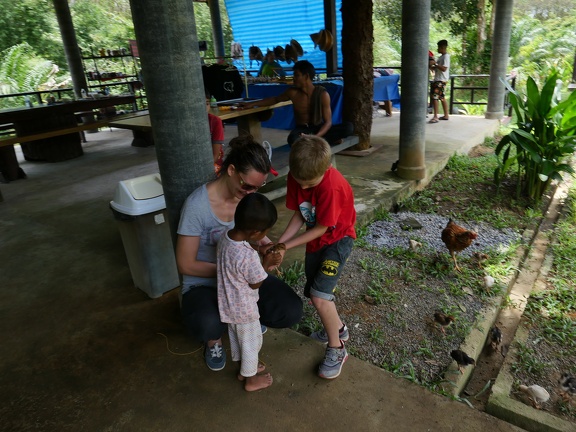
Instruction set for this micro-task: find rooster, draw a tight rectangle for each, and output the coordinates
[441,218,478,272]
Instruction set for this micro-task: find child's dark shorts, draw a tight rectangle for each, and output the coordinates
[303,236,354,301]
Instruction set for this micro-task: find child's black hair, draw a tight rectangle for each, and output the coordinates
[234,193,277,231]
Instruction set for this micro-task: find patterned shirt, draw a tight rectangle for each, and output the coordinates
[217,231,268,324]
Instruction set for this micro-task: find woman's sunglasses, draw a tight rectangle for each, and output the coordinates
[238,172,266,191]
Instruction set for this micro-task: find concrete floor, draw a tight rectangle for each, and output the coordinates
[0,115,527,431]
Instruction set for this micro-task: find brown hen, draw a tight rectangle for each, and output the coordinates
[441,218,478,271]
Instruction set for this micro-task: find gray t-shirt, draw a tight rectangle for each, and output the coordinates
[177,184,234,294]
[434,53,450,82]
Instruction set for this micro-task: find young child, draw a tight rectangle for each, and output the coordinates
[216,193,281,391]
[274,135,356,379]
[205,89,225,173]
[429,40,451,123]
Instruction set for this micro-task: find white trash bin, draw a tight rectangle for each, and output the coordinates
[110,173,180,298]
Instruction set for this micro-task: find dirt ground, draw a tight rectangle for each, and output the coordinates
[293,143,575,424]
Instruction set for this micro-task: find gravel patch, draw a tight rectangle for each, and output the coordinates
[364,212,520,256]
[293,212,521,386]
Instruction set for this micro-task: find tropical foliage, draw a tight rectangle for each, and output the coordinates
[0,0,231,108]
[494,71,576,203]
[0,43,71,109]
[373,0,576,82]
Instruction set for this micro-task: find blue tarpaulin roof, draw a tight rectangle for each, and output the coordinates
[224,0,343,72]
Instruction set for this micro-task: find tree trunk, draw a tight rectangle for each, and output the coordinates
[341,0,373,150]
[476,0,487,73]
[53,0,88,99]
[489,0,496,39]
[460,12,468,74]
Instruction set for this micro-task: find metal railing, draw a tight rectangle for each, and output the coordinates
[449,74,516,115]
[0,80,145,111]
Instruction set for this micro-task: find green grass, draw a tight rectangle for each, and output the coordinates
[510,342,547,378]
[522,185,576,358]
[396,141,533,229]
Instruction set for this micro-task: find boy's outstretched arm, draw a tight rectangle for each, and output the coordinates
[284,224,328,251]
[278,211,305,245]
[278,211,328,251]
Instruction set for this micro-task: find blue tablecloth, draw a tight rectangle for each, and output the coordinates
[242,75,400,130]
[374,74,401,105]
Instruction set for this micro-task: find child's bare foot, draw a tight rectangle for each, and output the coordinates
[244,373,273,391]
[237,362,266,381]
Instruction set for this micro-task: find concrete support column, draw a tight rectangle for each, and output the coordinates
[53,0,88,99]
[324,0,338,76]
[208,0,226,59]
[397,0,429,181]
[485,0,514,119]
[129,0,213,240]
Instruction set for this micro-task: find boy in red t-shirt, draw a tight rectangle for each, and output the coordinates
[273,135,356,379]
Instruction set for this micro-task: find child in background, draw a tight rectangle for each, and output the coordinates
[205,89,225,173]
[216,193,281,391]
[429,40,451,123]
[273,136,356,379]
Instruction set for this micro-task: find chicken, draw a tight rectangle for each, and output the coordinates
[489,326,502,351]
[472,252,489,268]
[266,242,286,255]
[450,349,475,374]
[433,312,454,335]
[409,239,422,251]
[519,384,550,409]
[441,218,478,271]
[483,275,495,291]
[558,372,576,403]
[264,243,286,276]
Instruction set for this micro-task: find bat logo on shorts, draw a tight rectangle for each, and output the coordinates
[321,259,339,277]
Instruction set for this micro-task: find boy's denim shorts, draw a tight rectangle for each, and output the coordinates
[304,236,354,301]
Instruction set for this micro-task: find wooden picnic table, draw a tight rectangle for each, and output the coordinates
[108,100,292,146]
[0,95,135,182]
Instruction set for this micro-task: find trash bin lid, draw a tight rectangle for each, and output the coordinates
[110,173,166,215]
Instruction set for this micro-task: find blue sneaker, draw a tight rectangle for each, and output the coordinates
[318,342,348,379]
[261,324,268,334]
[310,325,349,343]
[204,343,226,371]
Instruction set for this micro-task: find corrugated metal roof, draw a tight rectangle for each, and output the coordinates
[224,0,343,72]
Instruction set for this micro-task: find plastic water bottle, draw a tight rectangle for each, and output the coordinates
[81,89,87,99]
[210,96,218,109]
[24,96,32,108]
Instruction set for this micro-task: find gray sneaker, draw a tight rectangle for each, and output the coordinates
[310,325,349,343]
[318,342,348,379]
[204,343,226,371]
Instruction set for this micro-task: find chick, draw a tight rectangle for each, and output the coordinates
[558,372,576,403]
[450,349,475,374]
[409,239,422,251]
[489,326,502,351]
[483,275,495,291]
[472,252,489,268]
[519,384,550,409]
[434,312,455,335]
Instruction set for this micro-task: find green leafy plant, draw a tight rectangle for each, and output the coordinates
[494,71,576,204]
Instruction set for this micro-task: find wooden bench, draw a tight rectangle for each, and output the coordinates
[0,119,113,148]
[262,135,360,201]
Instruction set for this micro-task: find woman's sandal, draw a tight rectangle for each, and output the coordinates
[428,118,439,124]
[439,117,449,120]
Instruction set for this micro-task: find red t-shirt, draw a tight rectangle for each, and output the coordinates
[208,113,224,144]
[209,113,225,172]
[286,166,356,253]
